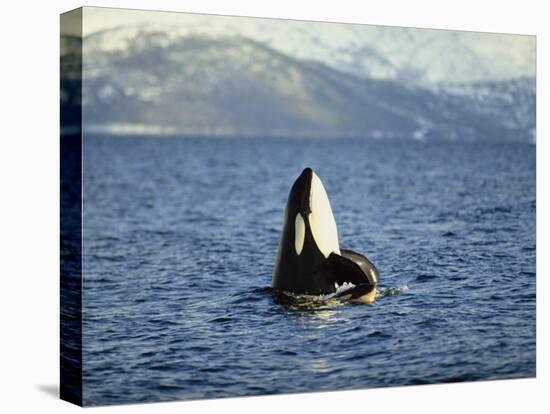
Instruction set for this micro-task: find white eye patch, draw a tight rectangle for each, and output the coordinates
[294,213,305,255]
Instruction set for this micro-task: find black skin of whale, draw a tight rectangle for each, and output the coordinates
[272,168,379,299]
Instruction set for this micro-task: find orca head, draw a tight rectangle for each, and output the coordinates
[286,168,341,259]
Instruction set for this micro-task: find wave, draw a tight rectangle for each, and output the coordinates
[271,283,409,308]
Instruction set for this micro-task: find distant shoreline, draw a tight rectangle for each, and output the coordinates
[59,126,536,144]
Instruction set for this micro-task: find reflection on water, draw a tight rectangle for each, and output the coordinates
[306,359,332,373]
[288,309,344,325]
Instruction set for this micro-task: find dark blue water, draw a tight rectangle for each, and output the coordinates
[82,136,536,406]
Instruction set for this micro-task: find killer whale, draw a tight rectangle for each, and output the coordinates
[272,168,380,303]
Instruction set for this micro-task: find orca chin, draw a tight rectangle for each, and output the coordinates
[272,168,380,303]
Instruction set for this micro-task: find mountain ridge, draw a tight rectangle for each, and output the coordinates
[60,27,535,142]
[83,21,535,85]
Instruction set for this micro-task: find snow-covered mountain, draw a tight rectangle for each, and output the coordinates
[60,13,537,142]
[82,12,535,86]
[436,77,536,141]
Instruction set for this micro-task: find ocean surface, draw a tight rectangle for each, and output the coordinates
[81,136,536,406]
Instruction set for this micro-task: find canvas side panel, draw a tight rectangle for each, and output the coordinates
[60,7,83,407]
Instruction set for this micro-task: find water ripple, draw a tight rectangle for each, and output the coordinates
[79,137,536,406]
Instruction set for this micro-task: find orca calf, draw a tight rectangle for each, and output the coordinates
[272,168,380,304]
